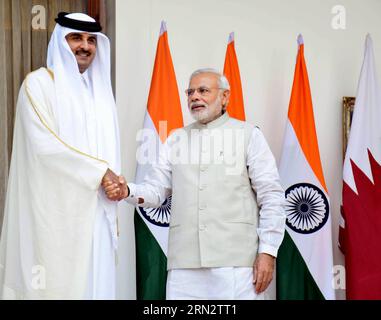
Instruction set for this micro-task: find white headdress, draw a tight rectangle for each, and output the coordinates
[47,13,120,173]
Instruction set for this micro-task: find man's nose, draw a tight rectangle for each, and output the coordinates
[190,94,200,102]
[80,40,89,51]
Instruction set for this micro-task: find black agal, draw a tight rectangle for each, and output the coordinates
[55,12,102,33]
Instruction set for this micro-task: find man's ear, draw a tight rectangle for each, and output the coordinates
[222,90,230,108]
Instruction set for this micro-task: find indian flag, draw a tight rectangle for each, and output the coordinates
[276,35,335,300]
[134,21,183,300]
[223,32,246,121]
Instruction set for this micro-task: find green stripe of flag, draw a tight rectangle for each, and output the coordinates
[134,211,167,300]
[276,231,325,300]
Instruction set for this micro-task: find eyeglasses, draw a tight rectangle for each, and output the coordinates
[185,86,223,97]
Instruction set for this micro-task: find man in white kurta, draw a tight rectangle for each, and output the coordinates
[105,69,286,299]
[0,13,121,300]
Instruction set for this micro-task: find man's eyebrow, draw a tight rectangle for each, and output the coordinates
[68,33,82,37]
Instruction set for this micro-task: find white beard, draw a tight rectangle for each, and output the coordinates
[190,96,222,124]
[191,107,210,122]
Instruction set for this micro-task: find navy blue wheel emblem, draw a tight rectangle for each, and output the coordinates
[285,183,329,234]
[137,195,171,227]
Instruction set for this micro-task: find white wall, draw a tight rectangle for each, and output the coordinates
[115,0,381,300]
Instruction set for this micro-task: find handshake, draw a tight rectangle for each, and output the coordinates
[101,169,129,201]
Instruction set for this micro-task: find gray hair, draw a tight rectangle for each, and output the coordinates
[189,68,230,90]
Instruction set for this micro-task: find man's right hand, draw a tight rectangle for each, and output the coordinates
[101,169,129,201]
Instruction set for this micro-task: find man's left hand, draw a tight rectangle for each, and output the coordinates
[253,253,275,294]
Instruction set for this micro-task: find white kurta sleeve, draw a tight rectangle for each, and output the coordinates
[126,141,172,208]
[247,127,286,258]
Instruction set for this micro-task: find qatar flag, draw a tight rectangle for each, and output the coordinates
[341,34,381,299]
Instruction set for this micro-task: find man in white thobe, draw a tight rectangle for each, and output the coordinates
[0,12,122,300]
[105,69,286,300]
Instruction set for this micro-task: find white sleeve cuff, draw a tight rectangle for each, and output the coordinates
[124,183,139,205]
[258,243,279,258]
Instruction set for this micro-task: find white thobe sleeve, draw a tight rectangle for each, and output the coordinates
[247,127,286,258]
[126,141,172,208]
[24,73,109,189]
